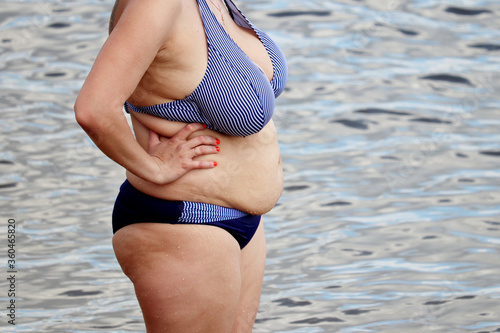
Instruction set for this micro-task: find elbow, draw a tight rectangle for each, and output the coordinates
[74,99,105,145]
[74,93,123,129]
[74,95,107,133]
[74,98,93,130]
[74,101,106,145]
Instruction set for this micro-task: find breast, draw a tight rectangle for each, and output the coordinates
[192,48,276,137]
[125,55,276,137]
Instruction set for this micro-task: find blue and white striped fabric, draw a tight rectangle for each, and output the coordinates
[125,0,288,137]
[180,201,247,223]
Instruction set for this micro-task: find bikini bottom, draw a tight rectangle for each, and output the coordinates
[112,180,261,249]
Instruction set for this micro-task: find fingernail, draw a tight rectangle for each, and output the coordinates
[216,147,220,152]
[216,138,220,145]
[213,161,217,167]
[203,124,207,128]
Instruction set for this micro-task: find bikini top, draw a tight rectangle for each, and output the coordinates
[125,0,288,137]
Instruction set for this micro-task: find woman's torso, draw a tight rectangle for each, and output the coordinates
[111,0,285,215]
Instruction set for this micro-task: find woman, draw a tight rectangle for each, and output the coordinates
[74,0,287,331]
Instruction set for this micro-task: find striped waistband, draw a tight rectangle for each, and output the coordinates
[180,201,247,223]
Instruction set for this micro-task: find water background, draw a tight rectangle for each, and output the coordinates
[1,0,500,332]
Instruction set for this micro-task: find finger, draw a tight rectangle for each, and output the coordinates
[192,145,219,157]
[186,135,220,149]
[173,123,207,141]
[148,129,161,150]
[189,160,218,169]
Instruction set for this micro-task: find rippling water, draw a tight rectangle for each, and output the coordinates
[1,0,499,332]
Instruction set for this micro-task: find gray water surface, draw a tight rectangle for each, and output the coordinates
[1,0,500,332]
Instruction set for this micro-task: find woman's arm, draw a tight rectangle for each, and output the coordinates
[74,0,218,184]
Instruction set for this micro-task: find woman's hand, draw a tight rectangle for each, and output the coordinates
[147,123,220,184]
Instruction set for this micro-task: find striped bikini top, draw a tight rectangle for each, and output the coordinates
[125,0,288,137]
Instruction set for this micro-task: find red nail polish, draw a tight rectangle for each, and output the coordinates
[216,138,220,145]
[216,147,220,152]
[213,161,217,167]
[203,124,207,128]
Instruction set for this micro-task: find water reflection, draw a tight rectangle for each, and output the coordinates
[1,0,499,332]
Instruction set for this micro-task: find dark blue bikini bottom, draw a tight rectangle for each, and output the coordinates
[112,180,261,249]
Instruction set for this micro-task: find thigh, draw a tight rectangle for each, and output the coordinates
[232,217,267,333]
[113,222,242,333]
